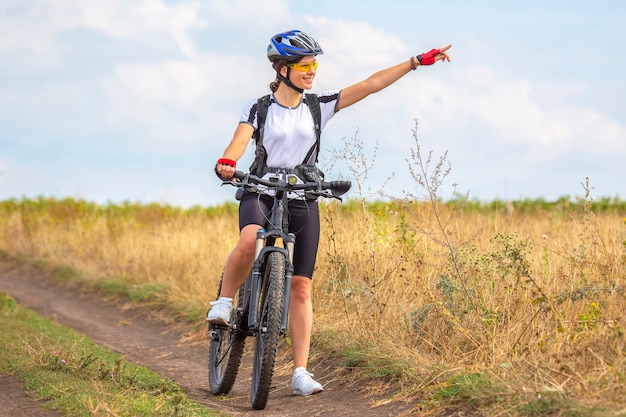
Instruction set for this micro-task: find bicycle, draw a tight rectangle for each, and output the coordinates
[207,167,351,410]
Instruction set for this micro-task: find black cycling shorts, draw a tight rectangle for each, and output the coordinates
[239,192,320,279]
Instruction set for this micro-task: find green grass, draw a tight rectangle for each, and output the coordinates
[0,291,223,417]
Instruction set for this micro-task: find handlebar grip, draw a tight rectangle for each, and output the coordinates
[325,180,352,197]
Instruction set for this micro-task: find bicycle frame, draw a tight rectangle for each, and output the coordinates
[247,183,295,335]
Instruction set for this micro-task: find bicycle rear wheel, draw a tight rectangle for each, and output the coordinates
[250,251,286,410]
[208,275,248,395]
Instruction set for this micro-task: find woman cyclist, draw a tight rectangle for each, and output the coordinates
[208,29,451,396]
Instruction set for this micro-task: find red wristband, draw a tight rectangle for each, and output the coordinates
[217,158,236,168]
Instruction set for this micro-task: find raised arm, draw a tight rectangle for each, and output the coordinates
[336,44,451,111]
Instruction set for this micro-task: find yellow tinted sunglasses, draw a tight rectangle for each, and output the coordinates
[286,60,318,72]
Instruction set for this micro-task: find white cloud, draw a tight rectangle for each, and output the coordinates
[113,61,208,105]
[307,17,411,91]
[394,66,626,155]
[54,0,205,40]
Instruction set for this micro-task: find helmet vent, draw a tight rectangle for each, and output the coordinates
[266,30,323,62]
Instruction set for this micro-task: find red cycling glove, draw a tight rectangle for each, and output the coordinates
[217,158,236,168]
[417,49,440,66]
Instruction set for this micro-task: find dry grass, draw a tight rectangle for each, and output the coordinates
[1,128,625,415]
[316,199,625,408]
[1,194,625,415]
[1,201,240,317]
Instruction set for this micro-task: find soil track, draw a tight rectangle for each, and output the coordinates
[0,259,420,416]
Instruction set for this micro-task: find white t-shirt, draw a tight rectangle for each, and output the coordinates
[239,91,341,169]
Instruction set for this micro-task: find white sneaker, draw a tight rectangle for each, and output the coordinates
[206,300,232,325]
[292,367,323,396]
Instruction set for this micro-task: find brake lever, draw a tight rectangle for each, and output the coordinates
[304,190,342,202]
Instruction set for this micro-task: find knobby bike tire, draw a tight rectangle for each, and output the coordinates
[250,251,286,410]
[208,274,248,394]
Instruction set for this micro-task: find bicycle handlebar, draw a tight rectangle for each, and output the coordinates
[225,171,351,201]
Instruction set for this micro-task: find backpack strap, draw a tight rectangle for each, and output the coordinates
[252,94,272,145]
[249,94,273,176]
[302,93,321,165]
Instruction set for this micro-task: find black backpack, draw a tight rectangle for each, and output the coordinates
[249,93,322,176]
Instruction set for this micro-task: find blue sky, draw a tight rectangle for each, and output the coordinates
[1,0,625,207]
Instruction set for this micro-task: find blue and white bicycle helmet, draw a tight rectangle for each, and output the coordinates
[267,30,323,62]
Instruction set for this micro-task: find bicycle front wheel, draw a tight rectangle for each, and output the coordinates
[250,251,286,410]
[208,277,248,395]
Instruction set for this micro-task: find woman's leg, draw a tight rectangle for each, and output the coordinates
[288,199,320,373]
[218,224,259,297]
[289,274,323,395]
[289,275,313,369]
[217,192,272,298]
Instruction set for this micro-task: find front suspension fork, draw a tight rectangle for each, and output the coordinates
[248,228,295,335]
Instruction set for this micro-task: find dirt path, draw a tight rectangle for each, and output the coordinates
[0,260,416,416]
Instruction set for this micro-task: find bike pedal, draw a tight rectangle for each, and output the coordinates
[208,324,230,333]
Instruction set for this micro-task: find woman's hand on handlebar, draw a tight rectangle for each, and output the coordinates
[214,158,237,181]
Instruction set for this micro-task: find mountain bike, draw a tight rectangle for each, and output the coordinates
[207,167,351,410]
